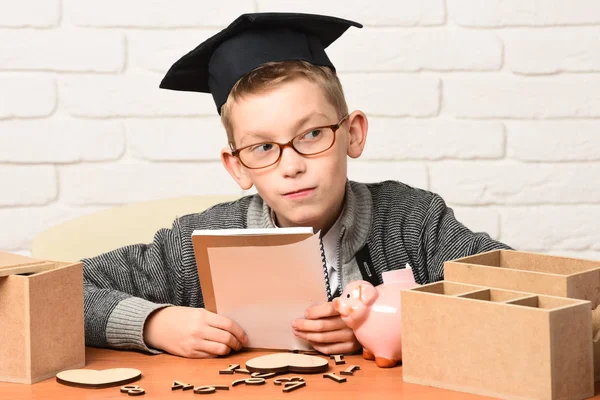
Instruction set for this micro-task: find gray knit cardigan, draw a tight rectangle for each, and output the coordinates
[83,180,511,353]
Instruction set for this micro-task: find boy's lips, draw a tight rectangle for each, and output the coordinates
[283,187,315,198]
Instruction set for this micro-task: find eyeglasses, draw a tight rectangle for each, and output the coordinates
[231,115,349,169]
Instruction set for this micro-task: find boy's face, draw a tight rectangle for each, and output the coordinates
[222,77,367,234]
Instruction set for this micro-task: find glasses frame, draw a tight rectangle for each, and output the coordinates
[231,114,349,170]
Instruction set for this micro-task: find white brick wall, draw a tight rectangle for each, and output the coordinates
[126,118,223,161]
[329,29,502,72]
[59,163,240,205]
[448,0,600,27]
[63,0,254,28]
[445,76,600,118]
[1,1,598,261]
[0,78,56,118]
[0,30,125,72]
[0,0,60,27]
[502,28,600,74]
[128,29,220,74]
[341,74,440,117]
[0,120,124,162]
[256,0,446,26]
[430,162,600,205]
[60,76,215,117]
[0,166,56,206]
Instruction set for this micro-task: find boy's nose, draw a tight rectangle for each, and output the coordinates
[278,146,306,177]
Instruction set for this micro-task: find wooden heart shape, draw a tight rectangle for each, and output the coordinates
[245,353,329,374]
[56,368,142,388]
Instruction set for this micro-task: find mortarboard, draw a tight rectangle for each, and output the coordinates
[159,12,362,114]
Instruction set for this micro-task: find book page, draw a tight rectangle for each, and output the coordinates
[206,233,327,351]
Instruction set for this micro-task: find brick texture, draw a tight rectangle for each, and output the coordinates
[0,1,598,259]
[0,30,124,72]
[0,0,60,27]
[449,0,600,27]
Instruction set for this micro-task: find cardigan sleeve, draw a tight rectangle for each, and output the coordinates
[82,218,188,353]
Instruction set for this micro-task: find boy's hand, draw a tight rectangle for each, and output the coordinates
[292,301,361,355]
[143,306,247,358]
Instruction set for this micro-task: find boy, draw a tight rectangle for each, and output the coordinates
[83,13,510,358]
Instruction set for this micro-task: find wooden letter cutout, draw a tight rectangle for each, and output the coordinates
[274,376,305,386]
[231,377,266,387]
[323,373,347,383]
[235,368,251,374]
[340,365,361,376]
[193,385,229,394]
[172,380,193,390]
[120,385,145,396]
[193,386,215,394]
[245,378,266,385]
[330,354,345,365]
[283,381,306,392]
[250,372,277,379]
[231,378,248,387]
[120,385,140,393]
[219,364,240,374]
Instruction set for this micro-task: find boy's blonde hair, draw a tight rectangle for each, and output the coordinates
[220,60,348,147]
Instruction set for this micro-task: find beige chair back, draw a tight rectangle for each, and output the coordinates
[31,195,240,262]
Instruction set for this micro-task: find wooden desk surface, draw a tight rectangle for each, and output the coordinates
[2,347,600,400]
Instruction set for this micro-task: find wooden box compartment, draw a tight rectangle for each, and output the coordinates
[444,250,600,308]
[0,252,85,384]
[401,281,594,400]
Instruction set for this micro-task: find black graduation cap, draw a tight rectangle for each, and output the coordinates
[159,12,362,114]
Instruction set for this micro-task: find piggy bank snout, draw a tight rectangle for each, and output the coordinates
[334,298,353,316]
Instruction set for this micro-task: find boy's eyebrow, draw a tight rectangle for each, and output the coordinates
[293,112,332,131]
[238,131,274,146]
[238,112,332,146]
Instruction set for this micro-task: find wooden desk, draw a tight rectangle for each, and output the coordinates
[2,347,600,400]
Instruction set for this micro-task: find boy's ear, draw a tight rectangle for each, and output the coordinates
[221,148,253,190]
[345,110,368,159]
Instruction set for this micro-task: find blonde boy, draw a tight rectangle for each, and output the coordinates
[83,13,510,358]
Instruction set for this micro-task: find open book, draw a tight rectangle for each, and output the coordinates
[191,227,329,351]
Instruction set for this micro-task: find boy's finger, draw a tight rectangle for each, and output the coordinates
[293,327,354,344]
[292,316,345,332]
[311,340,361,356]
[195,339,235,356]
[304,301,338,319]
[188,350,218,359]
[205,312,248,345]
[200,326,244,351]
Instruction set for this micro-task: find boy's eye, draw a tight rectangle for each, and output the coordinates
[249,143,275,153]
[300,129,322,140]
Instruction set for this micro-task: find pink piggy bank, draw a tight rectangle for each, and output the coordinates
[333,268,418,368]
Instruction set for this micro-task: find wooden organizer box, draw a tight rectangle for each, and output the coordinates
[444,250,600,308]
[401,281,594,400]
[445,249,600,381]
[0,251,85,384]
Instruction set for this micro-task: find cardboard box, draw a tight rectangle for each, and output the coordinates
[445,250,600,381]
[0,252,85,384]
[444,250,600,308]
[401,281,594,400]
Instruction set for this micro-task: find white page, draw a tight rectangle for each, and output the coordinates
[206,233,327,351]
